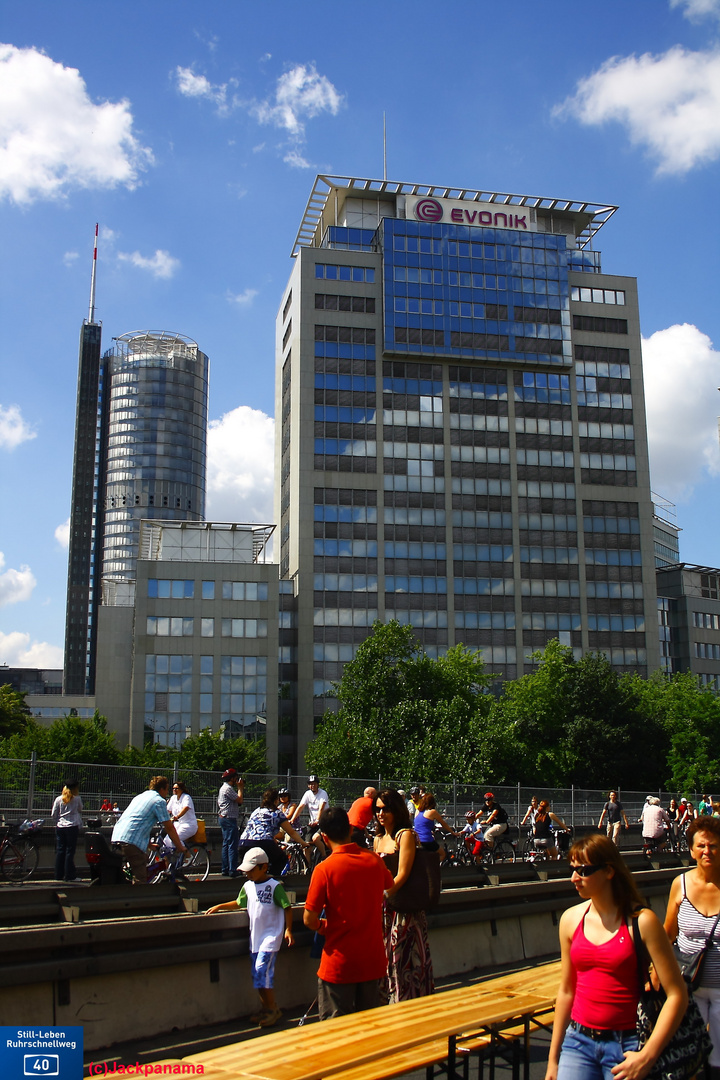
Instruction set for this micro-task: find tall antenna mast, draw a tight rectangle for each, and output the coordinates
[383,113,387,181]
[88,223,98,323]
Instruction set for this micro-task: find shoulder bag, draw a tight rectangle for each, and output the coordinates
[632,913,711,1080]
[382,829,441,914]
[673,874,720,988]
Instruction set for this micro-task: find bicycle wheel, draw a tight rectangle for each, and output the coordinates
[493,840,517,865]
[0,839,38,881]
[179,845,210,883]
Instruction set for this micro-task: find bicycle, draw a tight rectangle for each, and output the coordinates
[143,828,210,884]
[0,819,43,882]
[489,837,517,864]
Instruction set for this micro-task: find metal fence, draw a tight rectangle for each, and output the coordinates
[0,755,706,833]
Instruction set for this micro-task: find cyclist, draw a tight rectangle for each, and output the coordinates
[290,775,329,861]
[639,795,669,853]
[475,792,508,852]
[112,776,186,884]
[530,800,567,860]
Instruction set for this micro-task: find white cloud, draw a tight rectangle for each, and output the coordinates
[117,249,180,279]
[55,519,70,549]
[0,404,35,449]
[0,552,36,607]
[206,406,274,524]
[254,63,343,137]
[63,251,79,267]
[227,287,258,308]
[0,43,152,204]
[670,0,720,19]
[0,630,62,668]
[174,66,228,111]
[643,323,720,499]
[284,148,311,169]
[556,46,720,174]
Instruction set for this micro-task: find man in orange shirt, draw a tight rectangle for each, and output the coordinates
[347,786,377,847]
[304,806,392,1020]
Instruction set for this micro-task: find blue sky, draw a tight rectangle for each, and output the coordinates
[2,0,720,668]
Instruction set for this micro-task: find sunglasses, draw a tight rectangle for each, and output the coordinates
[375,806,388,814]
[569,863,605,878]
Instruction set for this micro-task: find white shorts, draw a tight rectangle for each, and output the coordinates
[694,986,720,1066]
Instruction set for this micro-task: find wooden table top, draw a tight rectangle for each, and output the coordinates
[184,964,560,1080]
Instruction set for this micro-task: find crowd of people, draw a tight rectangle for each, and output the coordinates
[45,772,720,1075]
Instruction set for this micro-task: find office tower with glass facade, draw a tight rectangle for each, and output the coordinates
[275,175,661,767]
[100,331,209,581]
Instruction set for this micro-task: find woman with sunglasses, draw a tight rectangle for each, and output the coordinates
[373,788,434,1002]
[546,833,686,1080]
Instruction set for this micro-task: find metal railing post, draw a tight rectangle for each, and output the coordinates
[27,751,37,818]
[517,782,521,828]
[571,785,575,834]
[453,779,457,827]
[173,759,179,786]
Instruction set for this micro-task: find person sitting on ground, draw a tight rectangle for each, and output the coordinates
[304,806,393,1020]
[414,792,459,862]
[206,847,294,1029]
[639,796,670,852]
[531,800,567,860]
[111,776,186,884]
[347,787,378,847]
[289,775,329,861]
[475,792,508,851]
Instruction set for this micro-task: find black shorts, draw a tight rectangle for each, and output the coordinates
[419,839,439,852]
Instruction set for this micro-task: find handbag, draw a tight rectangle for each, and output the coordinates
[632,914,712,1080]
[382,832,441,913]
[672,876,720,988]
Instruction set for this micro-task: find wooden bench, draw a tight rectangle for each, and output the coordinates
[181,960,560,1080]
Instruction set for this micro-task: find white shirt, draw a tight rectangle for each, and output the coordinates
[296,787,329,823]
[167,793,197,835]
[641,803,669,838]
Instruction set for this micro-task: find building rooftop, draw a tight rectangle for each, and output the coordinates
[293,174,618,256]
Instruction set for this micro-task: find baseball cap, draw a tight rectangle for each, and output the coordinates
[410,786,420,795]
[308,774,319,784]
[222,768,238,781]
[681,798,687,804]
[238,847,269,873]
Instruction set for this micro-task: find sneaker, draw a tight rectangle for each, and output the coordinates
[249,1009,268,1023]
[258,1007,282,1028]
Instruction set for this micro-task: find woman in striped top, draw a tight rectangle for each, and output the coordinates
[665,814,720,1079]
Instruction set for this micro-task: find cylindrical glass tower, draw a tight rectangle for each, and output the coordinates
[101,331,209,580]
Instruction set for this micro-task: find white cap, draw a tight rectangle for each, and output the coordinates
[238,847,269,873]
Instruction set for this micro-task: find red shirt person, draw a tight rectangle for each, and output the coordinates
[304,806,393,1021]
[347,786,378,846]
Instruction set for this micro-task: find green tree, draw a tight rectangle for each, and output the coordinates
[177,728,267,774]
[0,684,32,737]
[307,621,493,779]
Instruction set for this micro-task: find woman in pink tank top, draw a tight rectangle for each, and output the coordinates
[546,833,686,1080]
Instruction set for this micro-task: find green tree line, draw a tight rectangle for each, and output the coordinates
[0,685,267,774]
[306,622,720,792]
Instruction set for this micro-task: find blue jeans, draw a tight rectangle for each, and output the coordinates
[557,1025,639,1080]
[55,825,79,881]
[219,816,239,875]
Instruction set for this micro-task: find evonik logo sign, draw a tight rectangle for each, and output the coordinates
[409,196,534,232]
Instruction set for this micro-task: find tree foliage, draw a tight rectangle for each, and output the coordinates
[307,621,493,780]
[306,630,720,791]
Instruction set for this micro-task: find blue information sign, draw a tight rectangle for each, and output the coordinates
[0,1028,83,1080]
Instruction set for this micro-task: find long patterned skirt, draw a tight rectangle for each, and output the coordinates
[382,904,435,1003]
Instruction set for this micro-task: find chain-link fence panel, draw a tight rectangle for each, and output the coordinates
[0,757,707,831]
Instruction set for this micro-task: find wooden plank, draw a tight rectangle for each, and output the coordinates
[186,991,555,1080]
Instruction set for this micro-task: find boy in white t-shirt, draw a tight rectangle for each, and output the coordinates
[206,847,294,1027]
